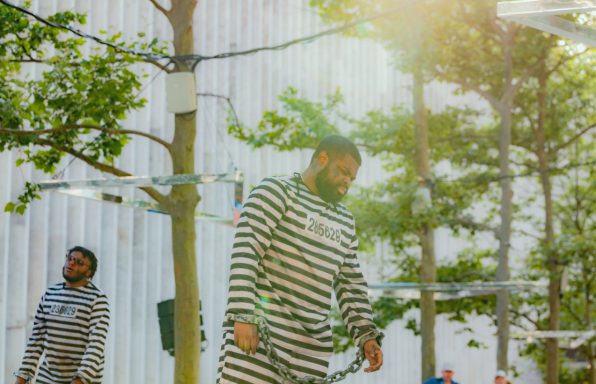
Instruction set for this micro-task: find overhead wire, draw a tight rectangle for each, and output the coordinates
[0,0,170,61]
[197,92,240,169]
[1,0,412,68]
[184,3,412,64]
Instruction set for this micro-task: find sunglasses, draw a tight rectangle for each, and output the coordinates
[65,254,89,267]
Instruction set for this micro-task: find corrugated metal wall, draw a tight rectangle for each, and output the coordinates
[1,1,541,383]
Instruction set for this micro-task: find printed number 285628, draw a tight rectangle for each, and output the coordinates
[307,217,341,243]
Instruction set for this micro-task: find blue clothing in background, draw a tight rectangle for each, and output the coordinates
[423,378,460,384]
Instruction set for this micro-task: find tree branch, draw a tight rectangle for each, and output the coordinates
[443,216,500,238]
[561,300,586,326]
[489,14,506,41]
[545,47,589,77]
[513,227,542,241]
[8,57,171,73]
[0,124,171,152]
[448,76,502,110]
[455,1,501,44]
[148,0,170,17]
[505,60,541,104]
[510,158,537,170]
[551,123,596,154]
[32,138,167,205]
[143,56,173,73]
[8,58,44,64]
[510,308,543,330]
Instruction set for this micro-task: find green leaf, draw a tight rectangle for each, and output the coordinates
[4,202,15,213]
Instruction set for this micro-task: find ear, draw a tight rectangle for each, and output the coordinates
[84,269,92,279]
[317,151,329,168]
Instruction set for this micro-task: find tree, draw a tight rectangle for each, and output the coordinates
[430,0,560,375]
[508,46,595,383]
[308,0,447,377]
[0,1,202,382]
[231,1,595,380]
[553,164,595,384]
[513,145,595,383]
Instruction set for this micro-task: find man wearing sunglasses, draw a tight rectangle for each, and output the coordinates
[14,246,110,384]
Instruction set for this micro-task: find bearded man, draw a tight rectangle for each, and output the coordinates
[14,246,110,384]
[217,135,383,383]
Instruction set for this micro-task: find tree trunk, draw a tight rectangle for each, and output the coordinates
[496,29,514,374]
[413,64,436,382]
[165,0,201,382]
[166,111,201,383]
[169,195,201,384]
[534,57,560,384]
[585,276,594,384]
[586,303,595,384]
[495,107,511,374]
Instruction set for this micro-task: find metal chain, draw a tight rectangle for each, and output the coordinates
[254,317,366,384]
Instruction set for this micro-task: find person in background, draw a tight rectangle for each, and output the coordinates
[494,369,511,384]
[14,246,110,384]
[423,362,460,384]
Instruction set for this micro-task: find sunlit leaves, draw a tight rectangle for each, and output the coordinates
[0,3,162,213]
[229,86,342,150]
[3,181,40,215]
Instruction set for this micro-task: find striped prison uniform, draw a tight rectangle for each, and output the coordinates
[217,175,380,384]
[16,282,110,384]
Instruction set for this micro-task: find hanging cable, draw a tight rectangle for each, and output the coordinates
[2,0,414,66]
[0,0,171,61]
[197,93,239,168]
[183,2,414,63]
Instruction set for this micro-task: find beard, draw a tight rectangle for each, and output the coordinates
[63,268,87,284]
[315,166,346,203]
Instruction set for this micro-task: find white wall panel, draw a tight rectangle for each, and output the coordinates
[1,1,541,383]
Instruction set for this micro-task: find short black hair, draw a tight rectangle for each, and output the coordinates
[311,135,361,165]
[67,246,98,278]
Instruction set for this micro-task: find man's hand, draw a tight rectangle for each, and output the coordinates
[234,321,259,355]
[363,339,383,373]
[14,377,26,384]
[70,378,84,384]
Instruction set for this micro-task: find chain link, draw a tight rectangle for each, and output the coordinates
[254,317,367,384]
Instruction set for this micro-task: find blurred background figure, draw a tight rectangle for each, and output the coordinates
[494,370,510,384]
[423,362,459,384]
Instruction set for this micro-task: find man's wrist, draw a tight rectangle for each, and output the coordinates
[228,313,259,324]
[73,374,89,384]
[13,371,29,381]
[358,330,384,349]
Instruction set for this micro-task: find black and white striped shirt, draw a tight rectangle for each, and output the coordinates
[217,175,379,383]
[16,282,110,384]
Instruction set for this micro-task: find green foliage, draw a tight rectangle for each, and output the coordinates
[511,51,596,162]
[332,296,413,352]
[233,82,508,352]
[331,248,499,352]
[232,2,596,378]
[511,145,595,383]
[505,45,595,382]
[0,3,166,213]
[306,5,595,379]
[229,87,342,150]
[310,0,446,74]
[3,181,40,215]
[432,1,557,102]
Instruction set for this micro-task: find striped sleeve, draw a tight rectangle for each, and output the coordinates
[16,295,47,380]
[226,177,288,322]
[333,234,380,348]
[76,294,110,384]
